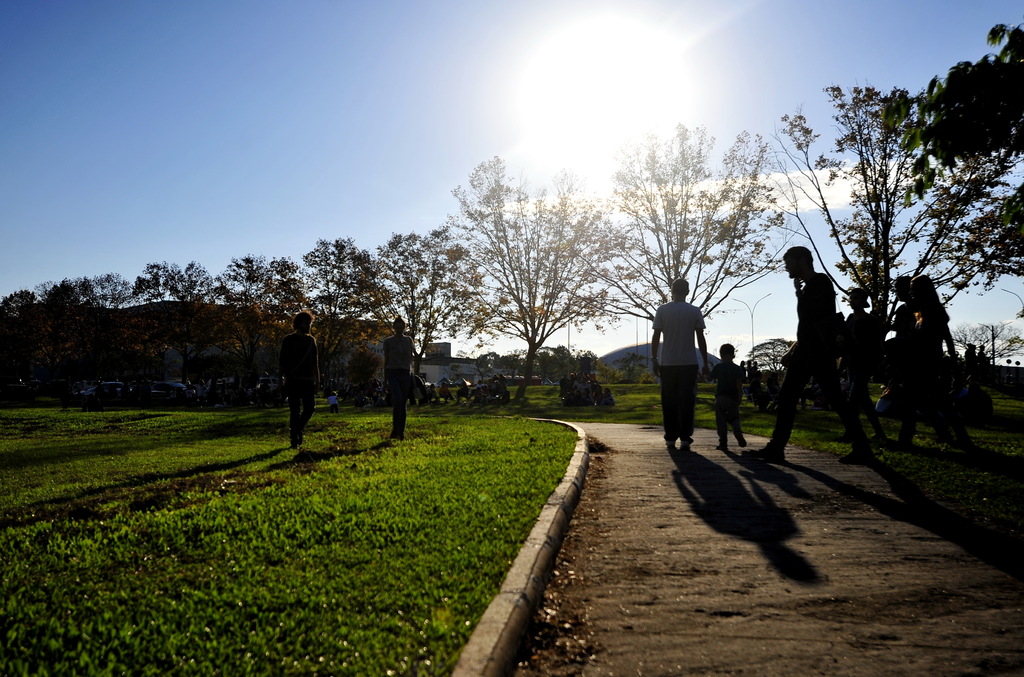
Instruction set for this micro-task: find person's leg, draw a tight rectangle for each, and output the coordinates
[714,395,728,447]
[724,396,746,447]
[766,358,810,450]
[288,386,302,448]
[814,359,871,458]
[387,370,410,439]
[297,382,316,437]
[677,365,699,447]
[850,368,885,438]
[659,366,684,445]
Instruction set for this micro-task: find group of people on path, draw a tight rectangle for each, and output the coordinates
[281,245,974,457]
[652,245,974,465]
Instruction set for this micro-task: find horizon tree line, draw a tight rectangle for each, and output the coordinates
[3,75,1023,394]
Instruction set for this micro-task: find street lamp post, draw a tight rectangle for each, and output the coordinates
[733,293,772,362]
[1001,288,1024,383]
[1002,287,1024,316]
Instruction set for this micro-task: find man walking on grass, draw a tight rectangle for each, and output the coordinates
[745,246,873,465]
[652,278,708,451]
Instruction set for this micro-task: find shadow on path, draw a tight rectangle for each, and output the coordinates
[669,448,821,584]
[787,459,1024,582]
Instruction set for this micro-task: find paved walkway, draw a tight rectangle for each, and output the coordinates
[519,423,1024,676]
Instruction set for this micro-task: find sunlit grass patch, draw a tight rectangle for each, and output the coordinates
[0,408,577,675]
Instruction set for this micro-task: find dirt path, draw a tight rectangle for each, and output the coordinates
[515,423,1024,676]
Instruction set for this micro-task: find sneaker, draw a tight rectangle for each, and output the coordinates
[679,440,692,452]
[735,431,747,448]
[665,440,676,450]
[745,445,784,463]
[715,443,729,452]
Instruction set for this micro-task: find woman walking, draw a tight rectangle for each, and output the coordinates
[898,275,972,449]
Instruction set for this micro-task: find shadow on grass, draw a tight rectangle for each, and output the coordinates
[895,442,1024,480]
[271,441,374,468]
[2,446,294,528]
[787,457,1024,582]
[1,415,287,472]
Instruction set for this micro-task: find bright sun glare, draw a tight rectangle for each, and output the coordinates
[514,14,697,182]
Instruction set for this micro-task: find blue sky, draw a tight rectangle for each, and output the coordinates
[2,0,1022,359]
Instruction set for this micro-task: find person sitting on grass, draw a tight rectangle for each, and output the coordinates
[708,343,747,452]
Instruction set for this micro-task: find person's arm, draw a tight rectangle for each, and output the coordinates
[279,336,290,388]
[942,322,957,359]
[312,337,320,390]
[651,329,662,378]
[696,328,709,379]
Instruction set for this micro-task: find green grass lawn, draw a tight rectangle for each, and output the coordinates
[502,382,1024,532]
[0,404,577,676]
[1,382,1021,675]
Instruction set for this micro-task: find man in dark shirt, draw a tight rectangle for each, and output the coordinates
[280,310,320,449]
[746,247,873,464]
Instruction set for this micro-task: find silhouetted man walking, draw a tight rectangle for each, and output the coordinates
[651,278,708,451]
[746,247,873,464]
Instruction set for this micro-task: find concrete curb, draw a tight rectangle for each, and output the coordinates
[451,419,590,677]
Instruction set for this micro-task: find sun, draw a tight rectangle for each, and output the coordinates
[513,14,697,180]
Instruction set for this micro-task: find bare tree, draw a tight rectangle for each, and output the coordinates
[596,124,785,323]
[134,261,219,381]
[952,322,1022,365]
[33,280,84,381]
[750,338,793,375]
[0,289,38,378]
[215,255,306,374]
[775,85,1021,324]
[451,157,610,398]
[370,226,485,375]
[302,238,376,381]
[74,273,140,379]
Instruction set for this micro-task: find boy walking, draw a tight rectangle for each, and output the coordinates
[709,344,747,451]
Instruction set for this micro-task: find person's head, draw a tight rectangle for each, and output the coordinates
[719,343,736,362]
[847,288,869,310]
[670,278,689,301]
[895,275,912,301]
[909,275,939,305]
[392,316,406,335]
[782,246,815,281]
[910,275,949,322]
[292,310,315,333]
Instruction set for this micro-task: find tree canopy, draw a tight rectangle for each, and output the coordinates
[888,23,1024,230]
[776,85,1021,323]
[451,158,609,398]
[596,125,785,322]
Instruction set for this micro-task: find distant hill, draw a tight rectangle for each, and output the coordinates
[599,343,721,369]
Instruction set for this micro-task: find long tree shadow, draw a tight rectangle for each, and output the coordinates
[669,449,821,583]
[2,446,294,528]
[785,459,1024,581]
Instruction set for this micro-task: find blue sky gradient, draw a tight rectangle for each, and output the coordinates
[2,0,1022,357]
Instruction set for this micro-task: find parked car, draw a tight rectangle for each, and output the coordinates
[0,376,36,401]
[150,381,189,401]
[81,382,124,399]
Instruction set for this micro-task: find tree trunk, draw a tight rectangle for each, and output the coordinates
[515,344,539,400]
